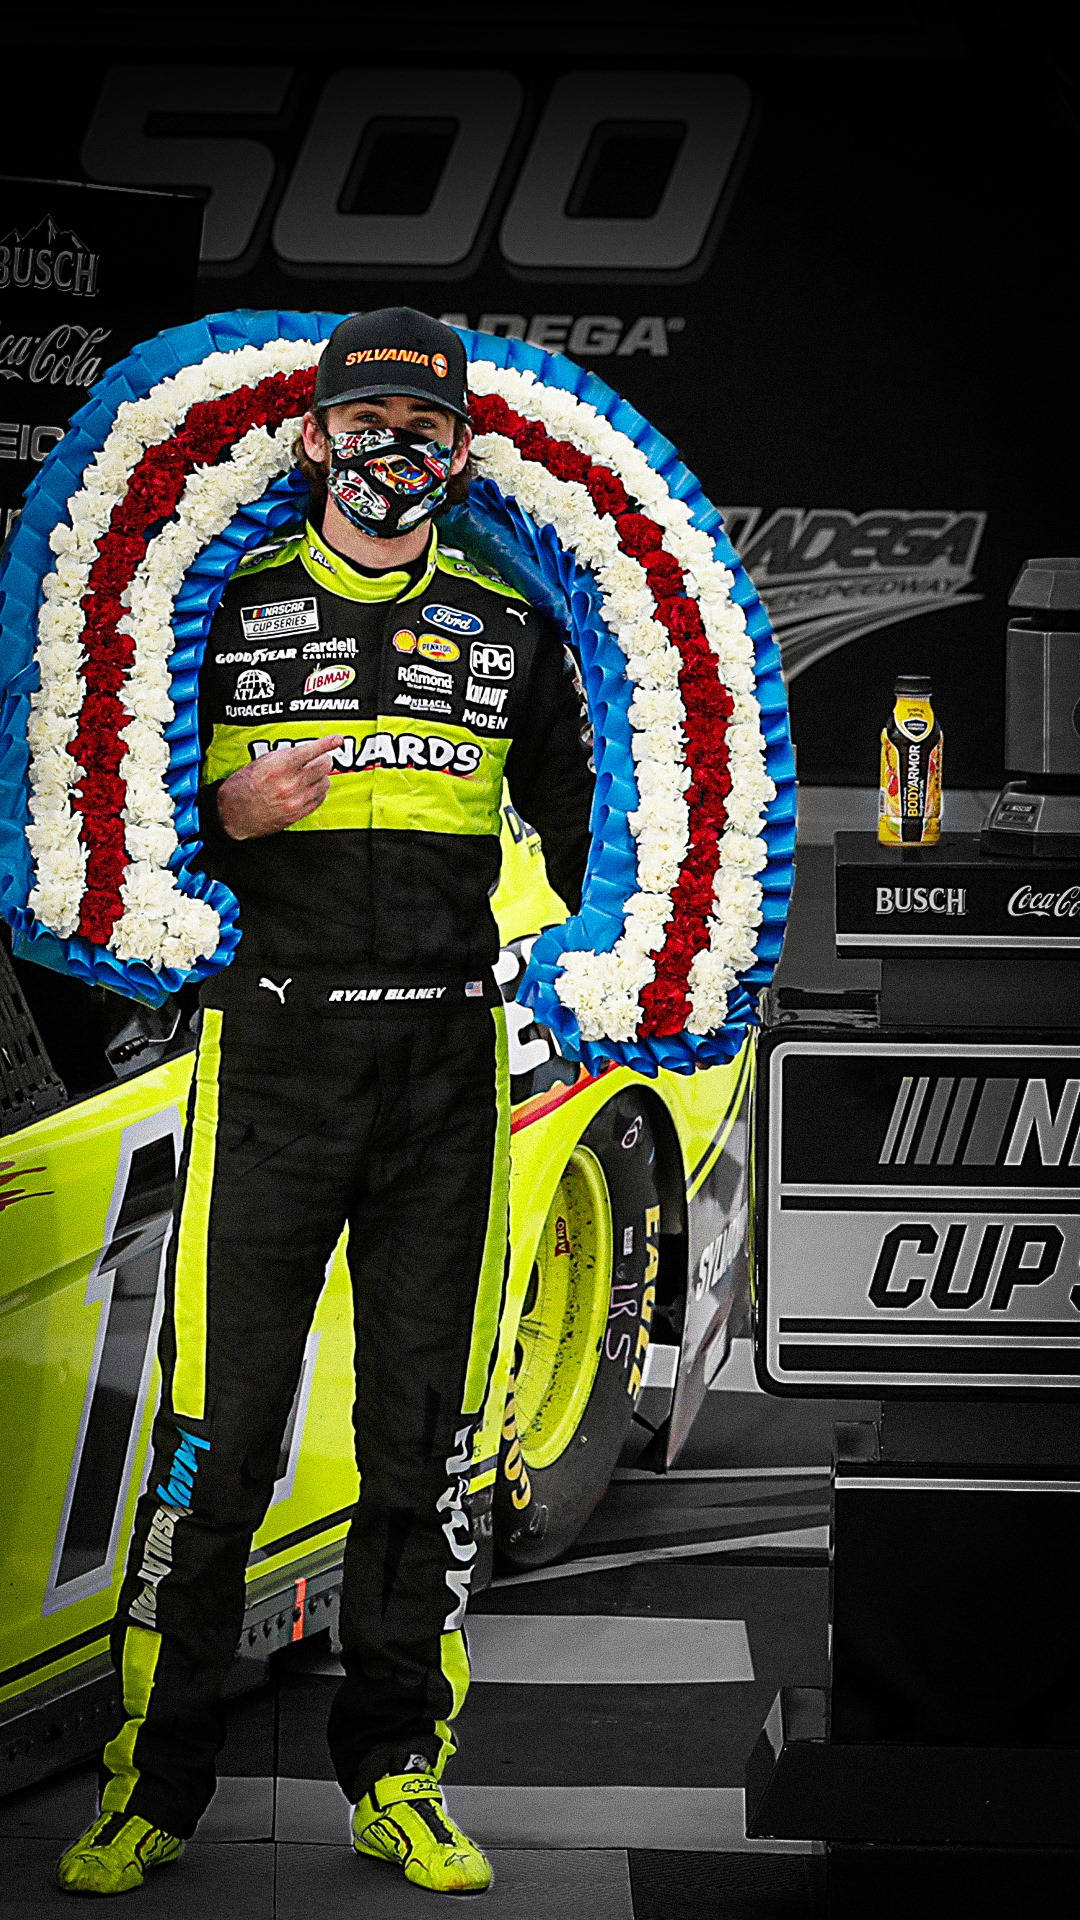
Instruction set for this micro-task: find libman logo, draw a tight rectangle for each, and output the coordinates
[304,664,355,695]
[880,1073,1080,1170]
[251,732,483,776]
[129,1429,210,1628]
[721,507,986,680]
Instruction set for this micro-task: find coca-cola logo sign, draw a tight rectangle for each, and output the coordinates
[0,322,111,387]
[1008,884,1080,919]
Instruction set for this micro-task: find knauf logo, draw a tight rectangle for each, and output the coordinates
[156,1428,210,1509]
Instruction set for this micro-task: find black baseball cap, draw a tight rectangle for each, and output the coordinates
[314,307,470,423]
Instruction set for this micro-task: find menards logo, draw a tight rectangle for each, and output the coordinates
[880,1073,1080,1169]
[722,507,986,681]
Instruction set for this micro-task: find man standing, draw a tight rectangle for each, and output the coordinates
[57,308,593,1897]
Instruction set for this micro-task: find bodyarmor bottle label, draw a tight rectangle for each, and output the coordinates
[879,674,942,845]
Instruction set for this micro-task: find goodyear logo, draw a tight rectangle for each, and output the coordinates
[422,603,483,636]
[418,634,460,663]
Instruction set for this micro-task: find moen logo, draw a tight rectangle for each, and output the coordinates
[722,507,986,682]
[880,1074,1080,1169]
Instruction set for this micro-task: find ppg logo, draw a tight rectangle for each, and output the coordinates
[422,604,483,636]
[471,642,515,680]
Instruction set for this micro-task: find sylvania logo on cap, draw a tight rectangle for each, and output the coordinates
[432,352,448,378]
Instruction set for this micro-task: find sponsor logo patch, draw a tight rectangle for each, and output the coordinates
[398,661,453,692]
[394,694,453,714]
[218,647,296,666]
[303,636,357,659]
[418,635,460,663]
[432,351,449,378]
[392,629,417,653]
[235,667,276,701]
[470,642,515,679]
[304,664,356,695]
[423,603,483,637]
[241,597,319,639]
[226,702,282,719]
[251,732,483,776]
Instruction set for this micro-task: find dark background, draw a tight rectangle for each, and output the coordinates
[1,4,1075,787]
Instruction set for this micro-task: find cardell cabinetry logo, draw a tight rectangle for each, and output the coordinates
[723,507,986,680]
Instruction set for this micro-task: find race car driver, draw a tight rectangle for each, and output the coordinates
[57,308,594,1898]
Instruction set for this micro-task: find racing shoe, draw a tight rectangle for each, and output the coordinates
[351,1770,493,1894]
[55,1811,184,1895]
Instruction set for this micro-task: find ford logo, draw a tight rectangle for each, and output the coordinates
[422,603,483,636]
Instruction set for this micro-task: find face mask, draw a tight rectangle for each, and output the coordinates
[325,426,453,537]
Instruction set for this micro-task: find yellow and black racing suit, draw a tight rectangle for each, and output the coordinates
[100,521,593,1836]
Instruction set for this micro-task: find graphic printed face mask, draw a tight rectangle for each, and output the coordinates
[326,426,454,537]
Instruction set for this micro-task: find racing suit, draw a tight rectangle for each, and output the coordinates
[99,520,594,1838]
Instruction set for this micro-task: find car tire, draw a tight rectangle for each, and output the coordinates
[493,1089,662,1570]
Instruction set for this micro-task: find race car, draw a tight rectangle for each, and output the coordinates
[0,799,752,1798]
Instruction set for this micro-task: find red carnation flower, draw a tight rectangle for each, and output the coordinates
[642,551,683,595]
[515,419,550,462]
[655,595,706,643]
[469,392,513,435]
[546,441,590,483]
[640,976,692,1035]
[585,466,629,517]
[78,890,125,943]
[614,511,666,558]
[74,768,126,812]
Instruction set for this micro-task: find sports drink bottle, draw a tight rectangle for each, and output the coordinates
[878,674,942,845]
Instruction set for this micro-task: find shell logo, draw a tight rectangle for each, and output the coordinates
[418,635,460,663]
[391,630,417,653]
[304,665,356,694]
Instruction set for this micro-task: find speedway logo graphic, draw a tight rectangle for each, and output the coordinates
[722,507,986,681]
[879,1071,1080,1171]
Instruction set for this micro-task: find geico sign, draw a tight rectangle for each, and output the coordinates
[81,69,751,275]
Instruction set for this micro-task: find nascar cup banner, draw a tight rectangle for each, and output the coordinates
[760,1038,1080,1394]
[0,309,795,1074]
[0,178,202,543]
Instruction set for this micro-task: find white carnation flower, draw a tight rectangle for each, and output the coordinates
[719,832,768,873]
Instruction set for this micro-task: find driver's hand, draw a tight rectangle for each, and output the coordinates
[216,736,346,840]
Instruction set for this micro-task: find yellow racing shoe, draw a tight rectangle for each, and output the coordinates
[55,1811,184,1895]
[351,1770,492,1895]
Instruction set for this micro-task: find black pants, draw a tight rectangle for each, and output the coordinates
[100,981,510,1838]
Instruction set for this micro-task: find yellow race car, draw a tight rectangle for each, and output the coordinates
[0,805,752,1796]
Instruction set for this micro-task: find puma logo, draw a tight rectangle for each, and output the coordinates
[504,605,528,625]
[258,976,292,1004]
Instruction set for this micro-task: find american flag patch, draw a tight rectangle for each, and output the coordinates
[465,980,484,998]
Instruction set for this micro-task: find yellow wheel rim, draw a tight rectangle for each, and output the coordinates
[513,1146,614,1472]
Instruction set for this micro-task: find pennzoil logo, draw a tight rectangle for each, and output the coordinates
[418,634,460,662]
[722,507,986,680]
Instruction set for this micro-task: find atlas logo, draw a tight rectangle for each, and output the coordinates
[880,1074,1080,1169]
[722,507,986,681]
[470,642,515,679]
[422,603,483,636]
[235,667,275,701]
